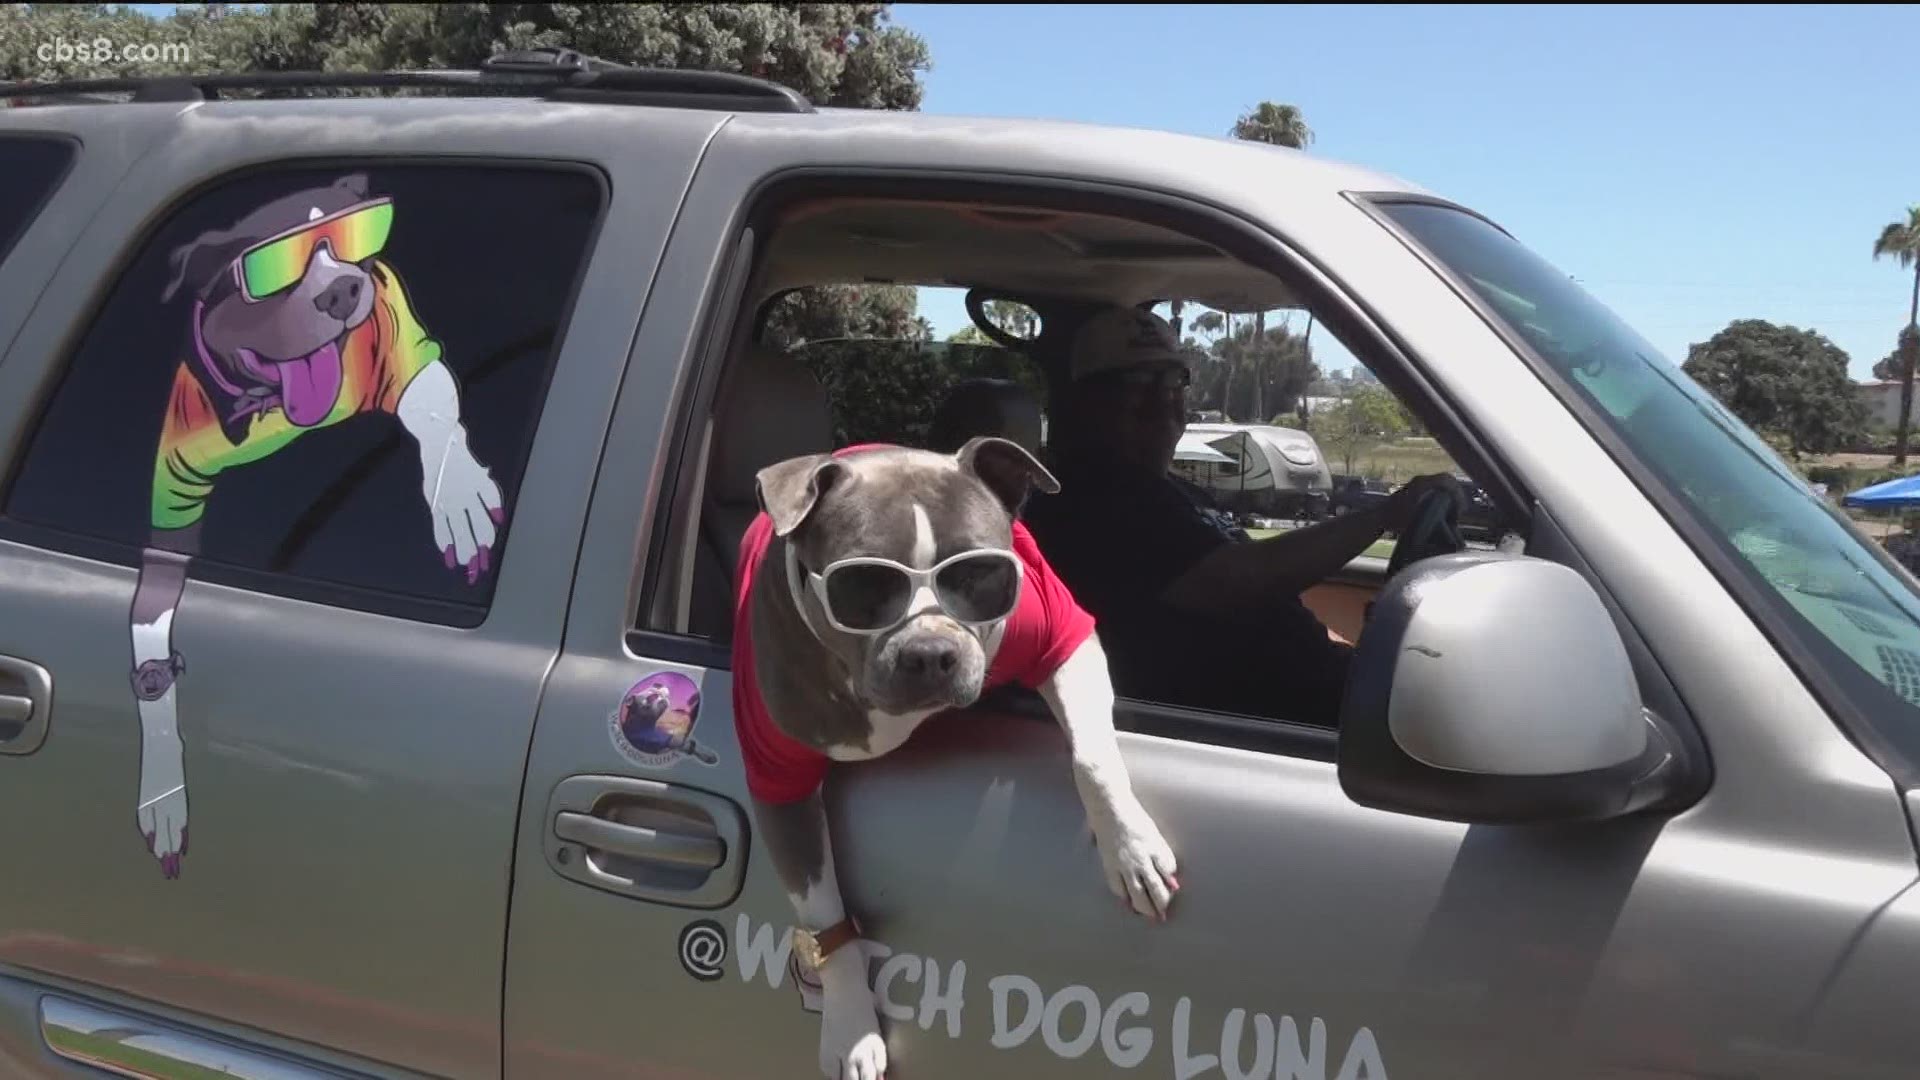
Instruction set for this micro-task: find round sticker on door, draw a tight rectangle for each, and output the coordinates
[609,671,718,769]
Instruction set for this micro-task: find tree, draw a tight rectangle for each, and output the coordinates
[1220,101,1313,421]
[1194,317,1320,423]
[1874,207,1920,465]
[1872,329,1920,383]
[1681,319,1867,457]
[761,284,928,351]
[5,4,932,111]
[981,299,1038,340]
[1306,385,1406,475]
[1230,100,1313,149]
[796,337,1042,448]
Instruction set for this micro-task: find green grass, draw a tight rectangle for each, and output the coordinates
[1328,442,1460,484]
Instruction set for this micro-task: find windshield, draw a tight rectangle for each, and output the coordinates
[1378,200,1920,752]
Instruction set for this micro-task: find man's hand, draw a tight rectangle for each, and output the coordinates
[1385,473,1467,532]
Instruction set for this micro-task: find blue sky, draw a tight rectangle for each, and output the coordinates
[891,3,1920,380]
[122,3,1919,379]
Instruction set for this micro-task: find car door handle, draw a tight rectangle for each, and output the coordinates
[544,775,747,909]
[0,655,52,755]
[0,694,31,726]
[554,811,724,871]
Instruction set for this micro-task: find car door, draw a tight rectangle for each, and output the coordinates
[509,111,1920,1080]
[0,99,713,1078]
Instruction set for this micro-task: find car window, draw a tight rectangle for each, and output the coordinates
[0,163,604,624]
[0,134,78,266]
[1379,199,1920,756]
[1149,299,1488,551]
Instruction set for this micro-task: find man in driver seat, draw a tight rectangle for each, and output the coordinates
[1024,306,1462,726]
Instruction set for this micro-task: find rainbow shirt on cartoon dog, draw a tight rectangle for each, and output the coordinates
[611,671,718,767]
[128,173,508,879]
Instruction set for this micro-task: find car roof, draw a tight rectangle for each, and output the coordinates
[3,85,1431,203]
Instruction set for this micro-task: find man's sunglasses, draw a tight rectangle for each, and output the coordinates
[799,548,1025,636]
[231,198,395,303]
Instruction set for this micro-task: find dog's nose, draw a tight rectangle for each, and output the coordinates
[897,638,958,679]
[314,276,363,320]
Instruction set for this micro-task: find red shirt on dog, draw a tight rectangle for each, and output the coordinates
[732,443,1097,804]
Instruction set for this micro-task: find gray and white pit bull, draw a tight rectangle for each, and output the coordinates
[735,437,1180,1080]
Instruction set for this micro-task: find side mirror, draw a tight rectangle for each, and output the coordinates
[1337,552,1677,824]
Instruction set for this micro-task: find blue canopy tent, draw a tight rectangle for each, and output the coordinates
[1844,473,1920,511]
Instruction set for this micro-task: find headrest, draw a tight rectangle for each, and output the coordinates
[928,377,1044,455]
[709,342,835,506]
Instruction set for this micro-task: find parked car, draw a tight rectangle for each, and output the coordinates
[1328,474,1394,517]
[5,51,1920,1080]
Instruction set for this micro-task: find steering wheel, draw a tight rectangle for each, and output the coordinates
[1385,487,1467,580]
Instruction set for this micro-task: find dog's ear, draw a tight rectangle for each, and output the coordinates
[332,172,372,200]
[755,453,847,538]
[161,223,252,305]
[956,436,1059,516]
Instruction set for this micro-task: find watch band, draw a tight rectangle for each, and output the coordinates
[131,652,186,702]
[814,915,860,960]
[793,915,861,971]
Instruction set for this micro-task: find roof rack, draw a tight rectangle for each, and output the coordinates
[0,47,814,114]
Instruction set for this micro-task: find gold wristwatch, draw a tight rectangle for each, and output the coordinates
[792,915,860,971]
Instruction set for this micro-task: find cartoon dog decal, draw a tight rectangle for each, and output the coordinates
[128,173,507,878]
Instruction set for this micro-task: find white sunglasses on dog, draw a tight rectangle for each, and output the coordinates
[785,545,1025,636]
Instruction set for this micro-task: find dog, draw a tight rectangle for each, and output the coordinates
[127,173,507,878]
[731,437,1179,1080]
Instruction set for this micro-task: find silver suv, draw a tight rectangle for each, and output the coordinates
[3,53,1918,1080]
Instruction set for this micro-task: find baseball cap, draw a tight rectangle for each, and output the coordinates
[1068,306,1194,383]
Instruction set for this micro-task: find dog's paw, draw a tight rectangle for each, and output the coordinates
[426,440,506,586]
[829,1030,887,1080]
[819,986,888,1080]
[140,792,189,879]
[136,743,189,881]
[1095,798,1179,922]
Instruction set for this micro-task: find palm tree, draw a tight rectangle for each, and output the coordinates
[1230,101,1312,421]
[1874,207,1920,465]
[1252,308,1267,421]
[1230,101,1313,150]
